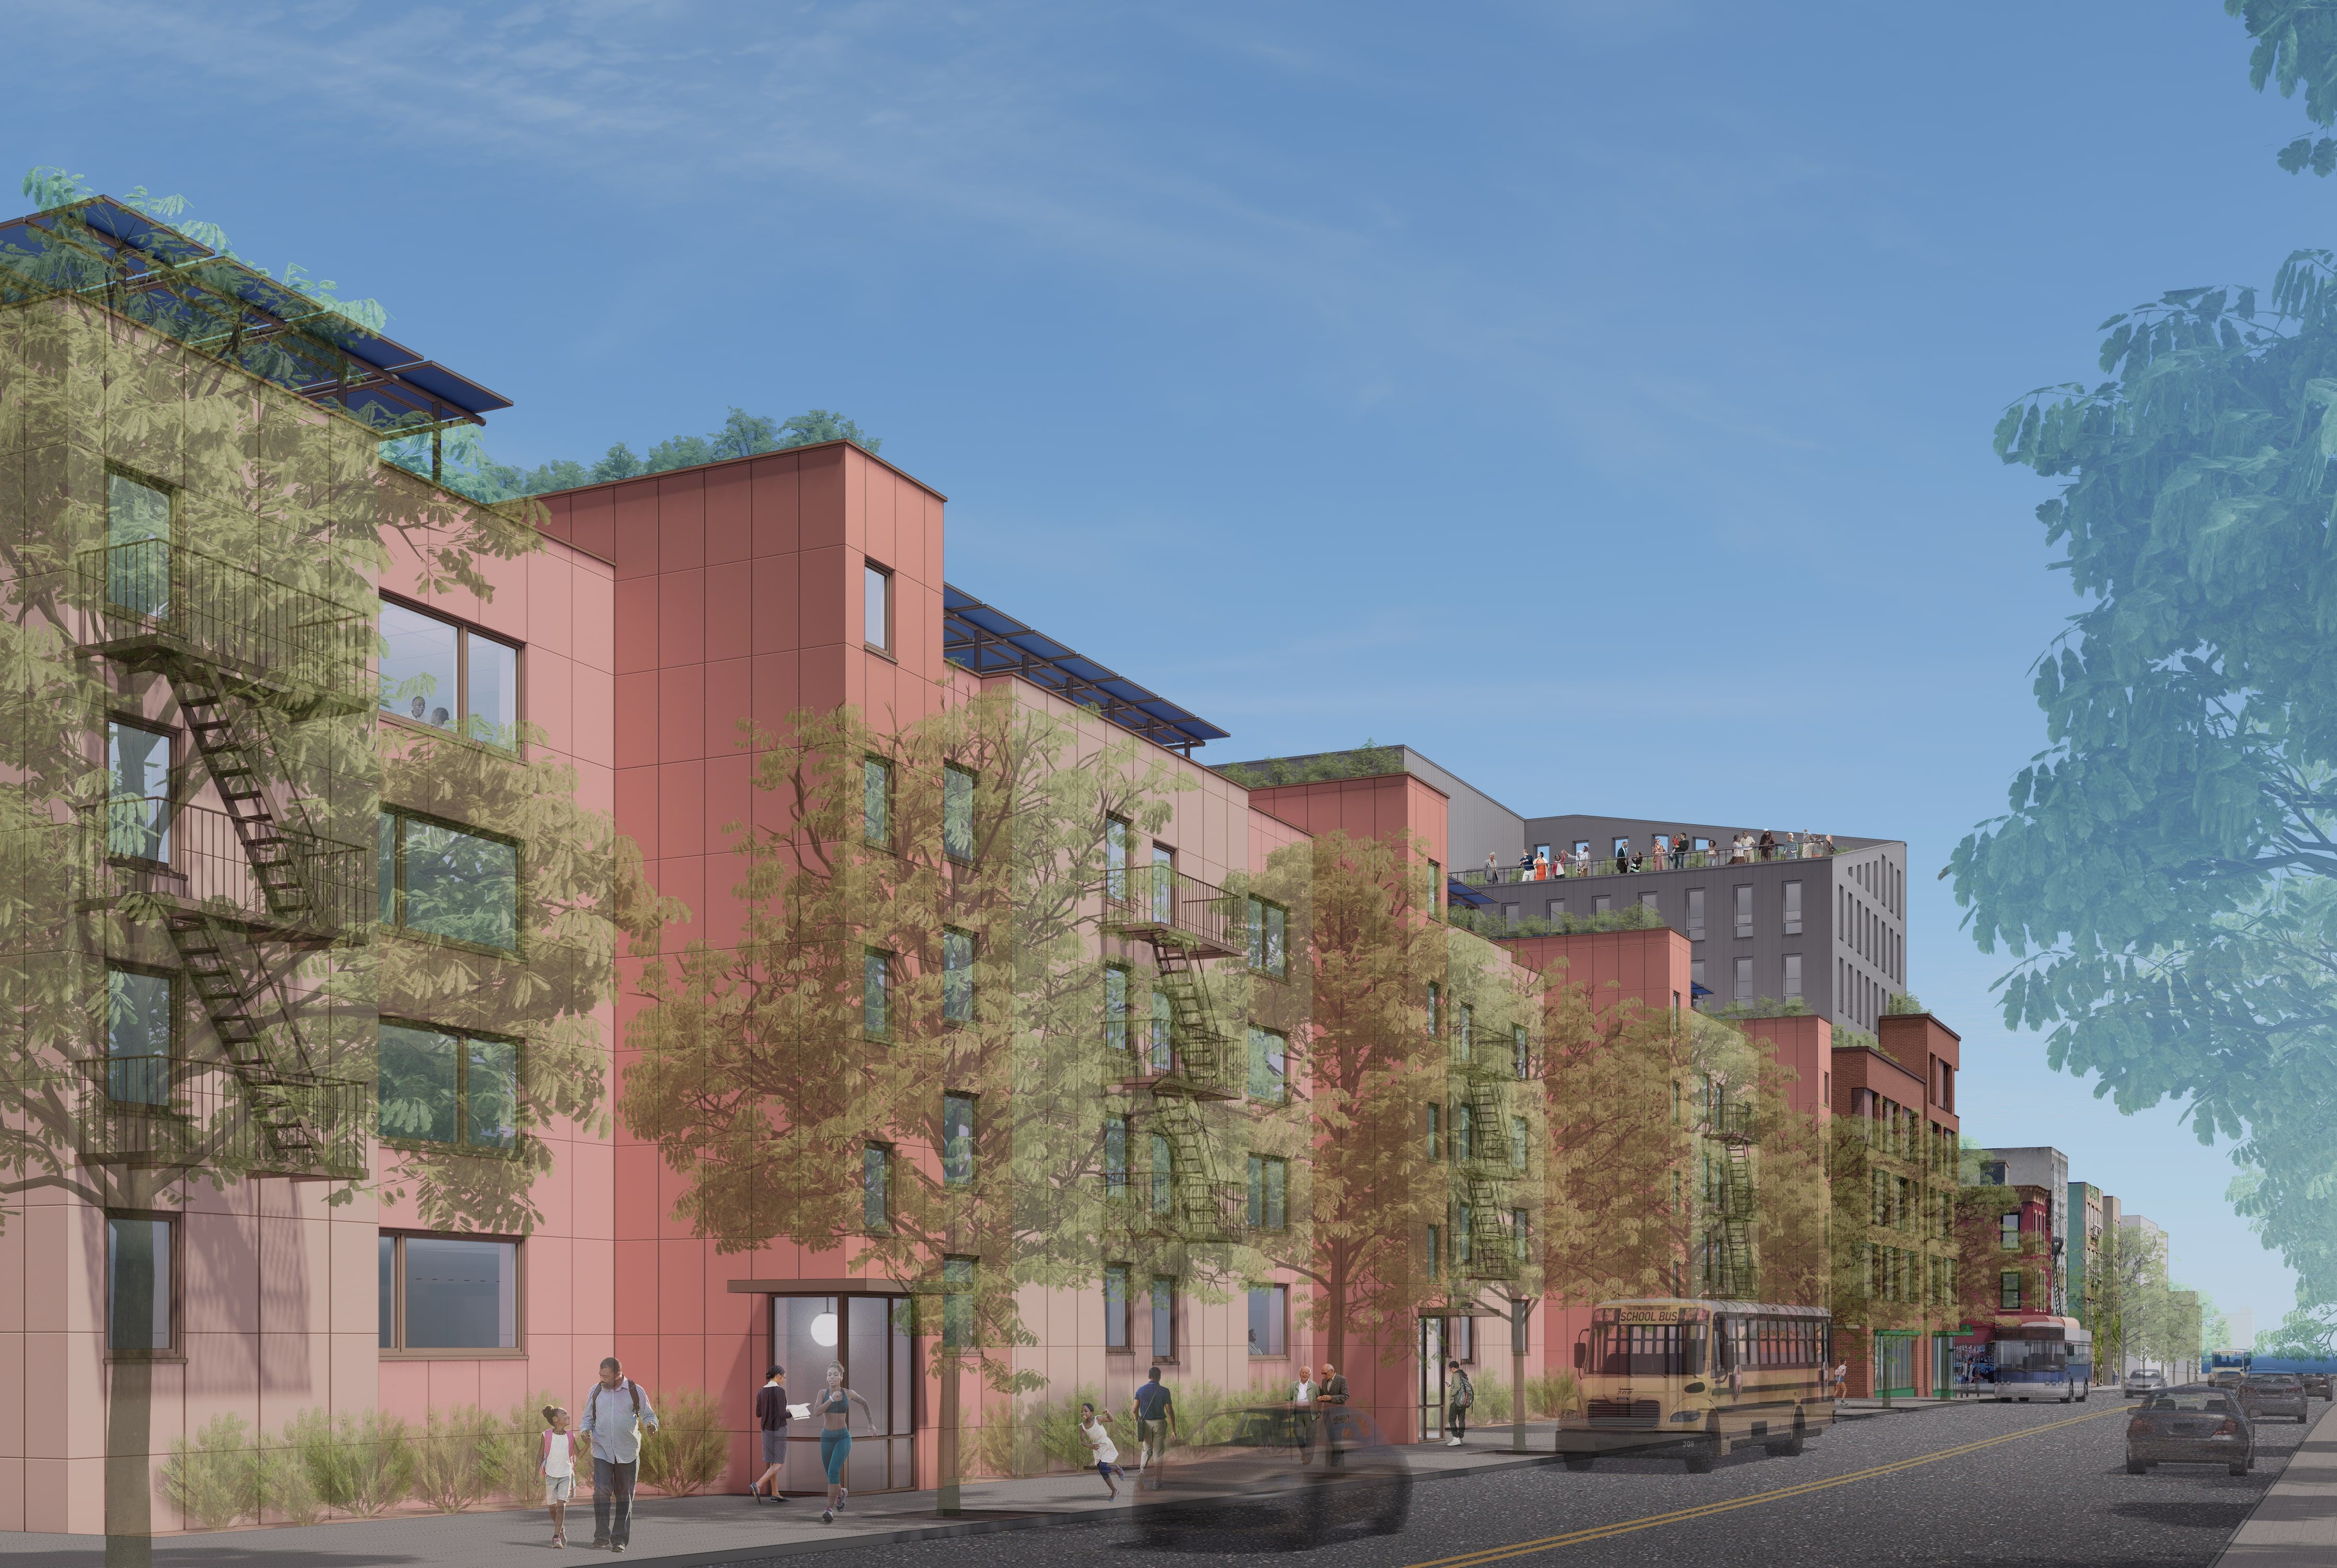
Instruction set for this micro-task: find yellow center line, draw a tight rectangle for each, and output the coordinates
[1402,1405,2126,1568]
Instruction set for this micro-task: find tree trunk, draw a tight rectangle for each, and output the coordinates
[105,1356,152,1568]
[1510,1297,1531,1452]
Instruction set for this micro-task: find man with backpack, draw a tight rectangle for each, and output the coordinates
[1130,1367,1177,1489]
[1445,1359,1474,1446]
[580,1357,661,1552]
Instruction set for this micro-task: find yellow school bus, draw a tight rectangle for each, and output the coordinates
[1558,1298,1836,1471]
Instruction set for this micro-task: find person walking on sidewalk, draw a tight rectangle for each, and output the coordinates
[749,1364,791,1504]
[817,1362,878,1525]
[1079,1403,1128,1499]
[1445,1359,1475,1446]
[580,1357,659,1554]
[1131,1367,1178,1489]
[540,1404,580,1550]
[1318,1364,1350,1406]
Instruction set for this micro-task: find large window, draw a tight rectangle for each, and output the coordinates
[864,1145,892,1230]
[107,1215,174,1354]
[943,765,975,862]
[107,967,173,1107]
[379,599,518,748]
[2000,1212,2022,1250]
[1247,1027,1287,1103]
[942,928,975,1024]
[2000,1271,2023,1310]
[865,562,893,654]
[1246,898,1288,977]
[864,950,892,1039]
[863,759,892,848]
[1151,1276,1176,1359]
[1247,1155,1288,1230]
[379,810,519,951]
[378,1022,518,1150]
[942,1093,976,1188]
[106,470,171,616]
[1104,1264,1130,1350]
[1247,1285,1288,1356]
[106,720,170,862]
[379,1233,518,1351]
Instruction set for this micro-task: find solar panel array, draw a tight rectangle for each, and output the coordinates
[942,584,1229,755]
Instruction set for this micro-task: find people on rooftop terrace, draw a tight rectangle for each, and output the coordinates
[1759,828,1777,861]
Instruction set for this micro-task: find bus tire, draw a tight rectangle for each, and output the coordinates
[1684,1437,1720,1474]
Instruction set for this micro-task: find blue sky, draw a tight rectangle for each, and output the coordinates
[6,0,2319,1333]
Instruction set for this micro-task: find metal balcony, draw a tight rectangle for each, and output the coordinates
[77,539,371,717]
[79,798,371,942]
[1099,864,1243,959]
[73,1056,367,1181]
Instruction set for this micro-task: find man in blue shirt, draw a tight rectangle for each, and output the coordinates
[579,1357,660,1552]
[1130,1368,1177,1490]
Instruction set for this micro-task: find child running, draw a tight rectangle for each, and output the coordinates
[1079,1402,1128,1500]
[540,1403,580,1548]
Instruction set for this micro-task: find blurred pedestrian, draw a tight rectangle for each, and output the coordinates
[1445,1359,1475,1446]
[1132,1366,1178,1489]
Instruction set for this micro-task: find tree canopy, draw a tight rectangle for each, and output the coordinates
[2226,1,2337,174]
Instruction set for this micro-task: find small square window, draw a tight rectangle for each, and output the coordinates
[865,562,893,654]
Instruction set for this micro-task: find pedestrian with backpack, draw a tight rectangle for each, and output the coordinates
[1445,1359,1474,1446]
[1130,1367,1178,1489]
[579,1357,660,1553]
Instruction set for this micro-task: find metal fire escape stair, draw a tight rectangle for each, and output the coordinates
[1704,1108,1756,1298]
[170,665,331,929]
[161,913,321,1165]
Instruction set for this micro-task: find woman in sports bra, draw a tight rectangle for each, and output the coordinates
[816,1362,876,1525]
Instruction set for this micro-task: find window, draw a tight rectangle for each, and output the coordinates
[1457,1004,1473,1062]
[1151,1277,1176,1358]
[1103,1263,1131,1350]
[1504,904,1521,929]
[1105,816,1129,899]
[1149,989,1173,1072]
[864,1145,892,1229]
[379,599,518,748]
[1425,1102,1442,1161]
[864,561,893,654]
[1686,887,1707,941]
[1456,1203,1474,1268]
[1691,958,1705,989]
[1513,1206,1532,1262]
[1246,898,1288,977]
[942,1256,975,1348]
[1247,1027,1287,1102]
[1248,1285,1288,1356]
[1513,1024,1530,1080]
[2000,1212,2022,1250]
[1427,1224,1442,1279]
[378,1022,518,1150]
[2000,1271,2023,1310]
[378,1233,517,1351]
[1150,1134,1174,1214]
[1105,1116,1128,1197]
[942,764,976,862]
[106,720,170,862]
[1612,837,1631,858]
[1426,982,1440,1035]
[1782,953,1803,1000]
[1427,859,1441,917]
[1511,1115,1530,1171]
[1453,1104,1474,1163]
[1733,884,1753,938]
[1546,898,1563,921]
[108,1215,174,1354]
[1733,956,1752,1002]
[1247,1154,1288,1230]
[1783,880,1803,936]
[942,928,975,1024]
[106,967,172,1108]
[379,810,520,950]
[943,1093,976,1187]
[1104,965,1129,1050]
[105,470,171,616]
[863,758,892,848]
[864,950,892,1039]
[1593,894,1612,915]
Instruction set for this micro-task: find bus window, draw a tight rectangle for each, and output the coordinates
[1587,1321,1706,1377]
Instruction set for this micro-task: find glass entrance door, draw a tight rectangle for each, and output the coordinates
[1873,1331,1916,1398]
[774,1295,915,1493]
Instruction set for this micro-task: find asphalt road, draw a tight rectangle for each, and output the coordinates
[717,1394,2320,1568]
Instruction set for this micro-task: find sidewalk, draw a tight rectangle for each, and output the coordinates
[2214,1399,2337,1567]
[0,1427,1575,1567]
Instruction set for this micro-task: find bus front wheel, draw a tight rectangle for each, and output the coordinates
[1683,1437,1720,1474]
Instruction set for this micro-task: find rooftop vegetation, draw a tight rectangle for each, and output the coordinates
[1215,742,1403,790]
[1454,903,1667,940]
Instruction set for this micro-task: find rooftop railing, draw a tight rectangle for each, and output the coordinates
[1456,839,1839,888]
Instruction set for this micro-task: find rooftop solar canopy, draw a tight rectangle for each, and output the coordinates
[0,196,510,431]
[943,584,1230,755]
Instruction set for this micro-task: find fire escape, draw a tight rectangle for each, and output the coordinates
[75,537,371,1180]
[1100,862,1244,1242]
[1457,1040,1519,1282]
[1701,1086,1756,1298]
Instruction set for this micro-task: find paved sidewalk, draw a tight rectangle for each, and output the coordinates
[2214,1399,2337,1567]
[0,1426,1575,1567]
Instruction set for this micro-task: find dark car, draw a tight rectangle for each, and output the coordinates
[2240,1373,2311,1423]
[2126,1387,2254,1476]
[1133,1405,1410,1550]
[2304,1373,2331,1399]
[2124,1368,2168,1398]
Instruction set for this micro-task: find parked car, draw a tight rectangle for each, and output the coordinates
[2206,1367,2246,1387]
[2126,1387,2255,1477]
[2240,1373,2312,1424]
[1133,1405,1411,1550]
[2124,1369,2168,1398]
[2302,1373,2331,1399]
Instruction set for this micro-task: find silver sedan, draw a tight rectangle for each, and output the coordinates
[2126,1388,2254,1477]
[2240,1373,2311,1424]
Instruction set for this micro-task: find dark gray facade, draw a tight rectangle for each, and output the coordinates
[1476,815,1908,1036]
